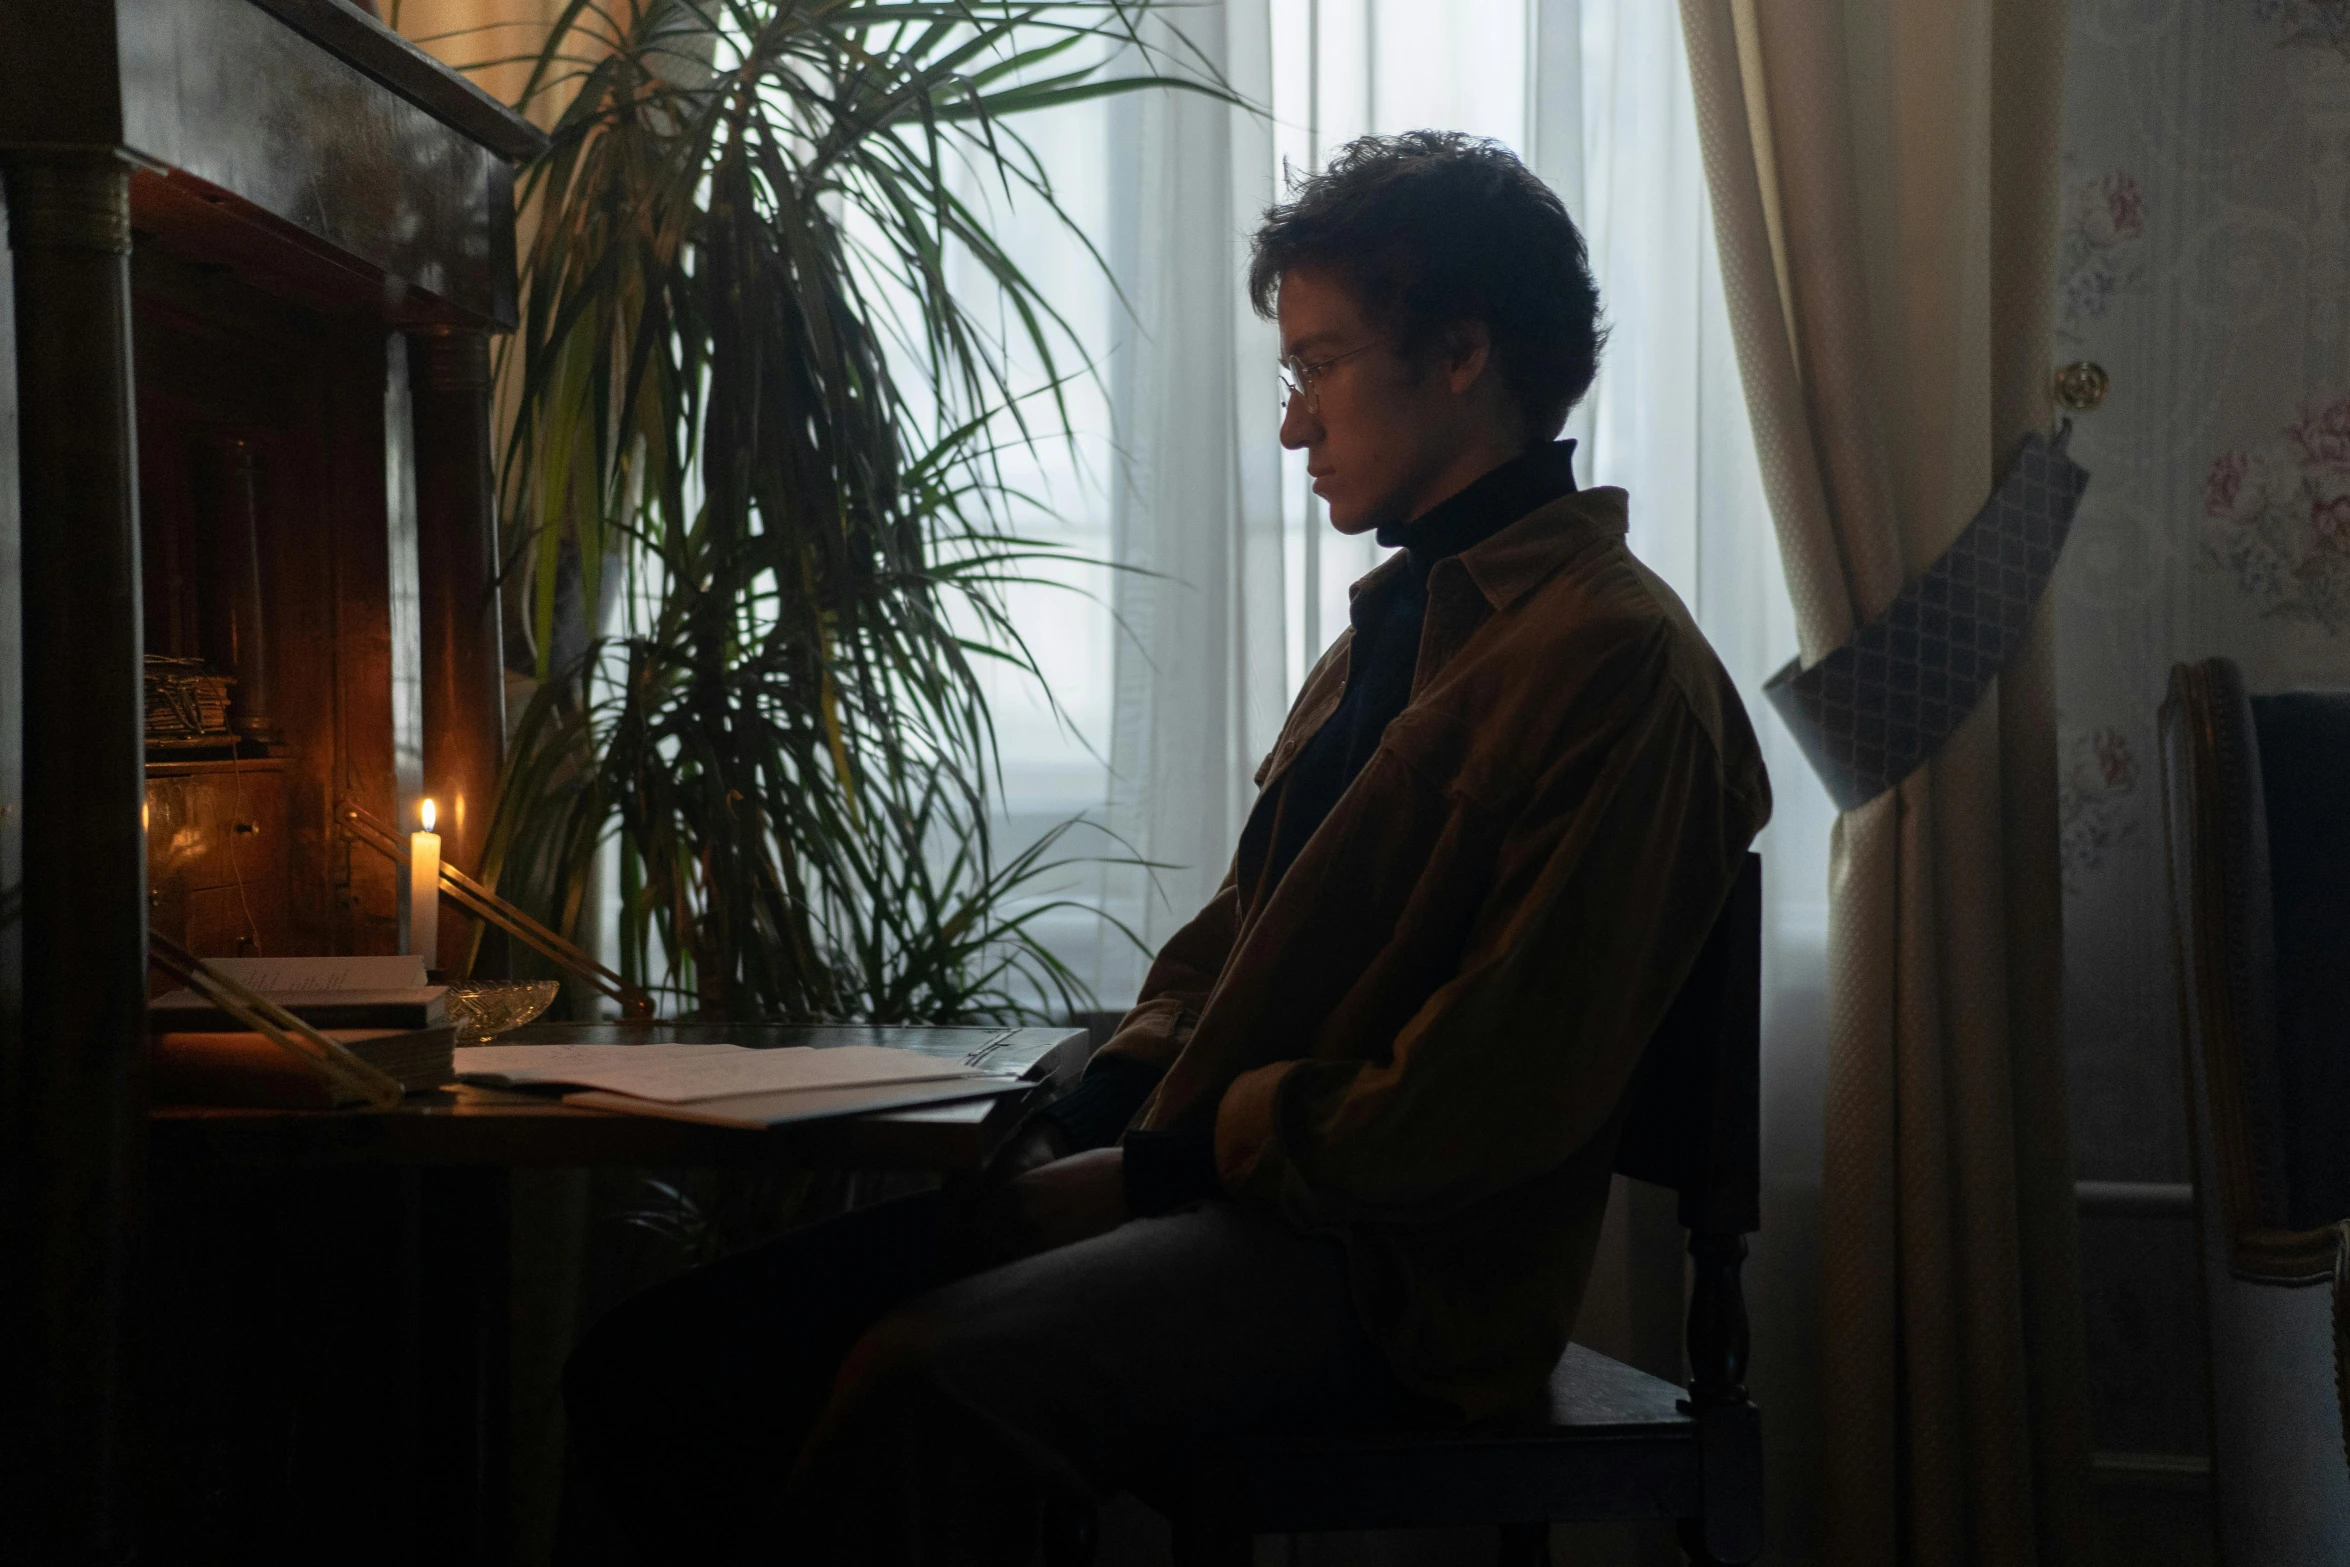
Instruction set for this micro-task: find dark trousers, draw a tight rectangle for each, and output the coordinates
[561,1192,1407,1566]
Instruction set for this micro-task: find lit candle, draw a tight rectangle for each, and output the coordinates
[408,797,441,965]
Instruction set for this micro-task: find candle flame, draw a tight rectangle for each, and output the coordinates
[420,797,437,833]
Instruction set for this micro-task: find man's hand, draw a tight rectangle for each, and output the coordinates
[1005,1148,1129,1253]
[985,1115,1071,1184]
[960,1147,1129,1269]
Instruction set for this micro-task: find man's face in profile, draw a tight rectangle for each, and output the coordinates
[1276,265,1499,537]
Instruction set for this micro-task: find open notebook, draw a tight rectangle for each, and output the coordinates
[452,1042,1029,1128]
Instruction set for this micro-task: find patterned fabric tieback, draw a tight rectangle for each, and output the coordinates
[1765,426,2092,811]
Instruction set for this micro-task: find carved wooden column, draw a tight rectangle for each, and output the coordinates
[406,326,505,973]
[0,147,147,1563]
[204,435,276,742]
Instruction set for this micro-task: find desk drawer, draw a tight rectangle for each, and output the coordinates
[148,762,291,957]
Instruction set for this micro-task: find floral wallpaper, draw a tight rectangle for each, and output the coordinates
[2203,398,2350,631]
[2056,0,2350,1493]
[2253,0,2350,61]
[2060,722,2139,887]
[2058,0,2350,1163]
[2060,170,2149,326]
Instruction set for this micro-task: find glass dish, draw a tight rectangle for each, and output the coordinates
[442,978,562,1044]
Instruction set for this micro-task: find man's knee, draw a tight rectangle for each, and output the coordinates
[812,1291,1071,1480]
[827,1301,970,1424]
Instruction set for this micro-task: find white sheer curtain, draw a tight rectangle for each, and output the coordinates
[1092,1,1287,989]
[1003,9,1834,1548]
[943,11,1283,1011]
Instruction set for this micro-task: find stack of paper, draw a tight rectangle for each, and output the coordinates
[151,954,448,1030]
[452,1041,1028,1128]
[153,1027,457,1108]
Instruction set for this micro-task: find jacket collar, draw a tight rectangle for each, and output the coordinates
[1457,486,1628,611]
[1349,486,1629,614]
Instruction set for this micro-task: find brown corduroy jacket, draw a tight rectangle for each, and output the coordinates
[1100,484,1772,1418]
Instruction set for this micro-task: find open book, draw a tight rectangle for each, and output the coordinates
[452,1041,1030,1128]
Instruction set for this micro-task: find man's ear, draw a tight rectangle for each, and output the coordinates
[1442,319,1493,395]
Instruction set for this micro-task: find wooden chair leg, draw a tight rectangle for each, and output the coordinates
[1496,1520,1551,1566]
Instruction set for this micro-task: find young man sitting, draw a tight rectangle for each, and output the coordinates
[563,129,1771,1566]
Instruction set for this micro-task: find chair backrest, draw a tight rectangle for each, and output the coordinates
[2162,659,2350,1275]
[2246,688,2350,1231]
[1605,852,1762,1412]
[1613,852,1763,1239]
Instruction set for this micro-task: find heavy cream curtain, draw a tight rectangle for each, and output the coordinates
[1676,3,2089,1563]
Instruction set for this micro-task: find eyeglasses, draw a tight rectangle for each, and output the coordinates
[1278,339,1383,413]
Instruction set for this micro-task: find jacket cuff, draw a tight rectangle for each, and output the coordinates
[1211,1060,1297,1204]
[1037,1055,1164,1154]
[1093,1000,1198,1074]
[1121,1124,1222,1215]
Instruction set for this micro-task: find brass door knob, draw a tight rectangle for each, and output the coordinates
[2055,361,2110,412]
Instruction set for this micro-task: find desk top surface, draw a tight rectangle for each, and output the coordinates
[151,1023,1089,1173]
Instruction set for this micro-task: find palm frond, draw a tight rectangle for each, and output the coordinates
[486,0,1239,1019]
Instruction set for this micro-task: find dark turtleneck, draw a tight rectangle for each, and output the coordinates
[1043,438,1579,1210]
[1257,437,1580,897]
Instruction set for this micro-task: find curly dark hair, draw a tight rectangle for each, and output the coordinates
[1248,131,1606,440]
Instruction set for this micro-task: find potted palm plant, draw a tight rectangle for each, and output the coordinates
[485,0,1215,1021]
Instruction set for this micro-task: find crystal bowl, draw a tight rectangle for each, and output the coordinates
[443,978,563,1044]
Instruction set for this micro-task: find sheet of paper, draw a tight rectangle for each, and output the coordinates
[562,1075,1028,1128]
[452,1042,998,1104]
[195,955,431,993]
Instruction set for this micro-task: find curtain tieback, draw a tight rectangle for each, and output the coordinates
[1765,426,2091,811]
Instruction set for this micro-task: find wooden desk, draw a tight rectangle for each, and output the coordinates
[150,1023,1091,1173]
[142,1023,1090,1566]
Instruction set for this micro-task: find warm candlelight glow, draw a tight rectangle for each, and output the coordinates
[408,800,443,963]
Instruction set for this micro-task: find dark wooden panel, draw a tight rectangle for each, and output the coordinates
[116,0,518,326]
[0,0,127,147]
[1,149,149,1567]
[131,167,422,326]
[131,249,396,961]
[247,0,547,163]
[179,883,285,960]
[410,329,504,971]
[326,331,408,956]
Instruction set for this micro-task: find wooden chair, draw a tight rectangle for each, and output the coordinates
[2159,660,2350,1560]
[1133,852,1766,1566]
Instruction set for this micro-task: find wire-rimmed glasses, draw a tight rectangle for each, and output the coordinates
[1279,339,1383,413]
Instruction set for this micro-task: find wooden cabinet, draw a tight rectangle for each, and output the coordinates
[0,0,543,1555]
